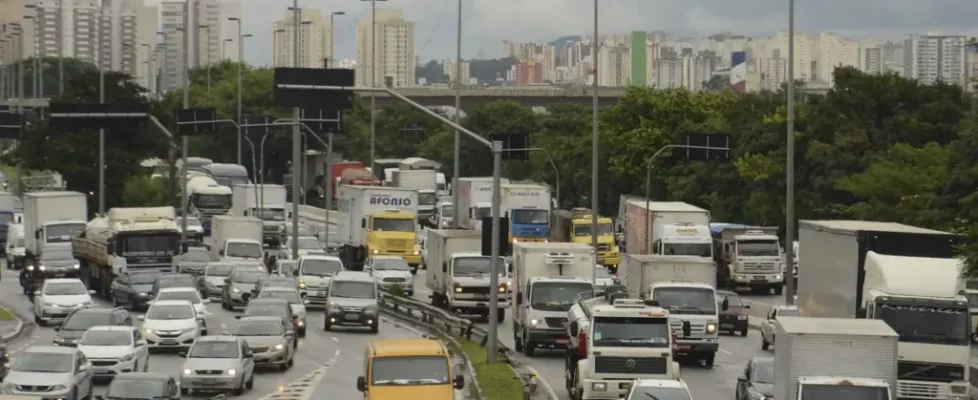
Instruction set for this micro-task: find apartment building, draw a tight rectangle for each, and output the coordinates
[160,0,240,92]
[443,58,470,85]
[271,9,330,68]
[355,9,414,88]
[904,34,968,87]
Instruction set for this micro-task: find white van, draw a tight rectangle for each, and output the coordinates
[5,224,25,269]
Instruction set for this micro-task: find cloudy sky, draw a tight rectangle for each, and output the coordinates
[157,0,978,66]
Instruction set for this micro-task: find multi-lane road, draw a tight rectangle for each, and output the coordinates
[408,269,786,400]
[0,265,432,400]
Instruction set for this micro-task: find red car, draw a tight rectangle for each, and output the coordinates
[717,290,749,336]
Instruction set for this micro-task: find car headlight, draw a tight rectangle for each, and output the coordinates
[226,369,237,376]
[738,315,748,320]
[365,305,379,314]
[119,353,134,362]
[232,287,240,293]
[275,344,284,350]
[50,384,70,391]
[412,250,420,255]
[53,336,66,343]
[183,368,193,376]
[38,266,46,271]
[73,264,80,269]
[43,302,56,308]
[706,323,717,333]
[774,275,782,280]
[371,249,379,254]
[530,319,546,328]
[26,265,33,271]
[143,328,154,335]
[298,281,306,289]
[591,382,607,391]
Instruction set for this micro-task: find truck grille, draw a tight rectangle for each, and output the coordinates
[669,320,708,336]
[16,385,53,392]
[385,239,409,248]
[263,225,279,232]
[596,244,610,251]
[544,318,567,328]
[250,347,269,353]
[742,263,777,273]
[382,277,407,283]
[458,286,490,294]
[897,361,965,382]
[594,356,667,374]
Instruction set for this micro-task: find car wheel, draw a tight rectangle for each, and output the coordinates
[370,322,379,334]
[761,332,769,350]
[740,328,748,337]
[245,373,254,389]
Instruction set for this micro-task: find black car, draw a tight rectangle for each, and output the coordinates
[53,307,132,347]
[173,247,212,276]
[95,372,181,400]
[252,275,297,297]
[237,298,297,348]
[150,273,198,297]
[110,270,162,310]
[736,357,775,400]
[35,246,80,279]
[717,290,750,336]
[222,268,267,310]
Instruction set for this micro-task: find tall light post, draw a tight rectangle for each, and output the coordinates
[9,25,22,114]
[228,17,243,164]
[290,1,301,259]
[451,0,462,227]
[199,24,211,93]
[57,0,63,95]
[179,1,193,243]
[784,0,797,305]
[589,0,599,284]
[328,11,345,68]
[222,38,232,60]
[362,0,387,176]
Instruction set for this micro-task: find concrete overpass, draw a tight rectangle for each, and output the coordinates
[359,87,628,108]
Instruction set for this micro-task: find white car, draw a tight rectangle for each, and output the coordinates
[760,305,798,351]
[624,377,693,400]
[365,256,414,295]
[593,265,616,293]
[138,300,201,351]
[0,345,93,400]
[77,326,149,379]
[33,278,95,326]
[152,287,212,334]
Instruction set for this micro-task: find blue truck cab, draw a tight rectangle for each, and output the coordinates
[508,207,550,244]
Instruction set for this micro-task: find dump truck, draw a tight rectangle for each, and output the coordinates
[551,208,620,271]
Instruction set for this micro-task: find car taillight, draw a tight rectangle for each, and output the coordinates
[577,331,588,359]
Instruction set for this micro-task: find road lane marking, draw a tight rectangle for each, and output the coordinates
[330,336,337,342]
[719,348,732,355]
[526,365,559,400]
[256,352,337,400]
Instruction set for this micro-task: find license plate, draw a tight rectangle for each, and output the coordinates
[555,339,568,344]
[161,340,178,345]
[93,367,109,374]
[54,273,65,278]
[673,344,691,350]
[344,314,359,321]
[313,291,325,296]
[721,323,734,328]
[752,277,767,282]
[197,379,219,385]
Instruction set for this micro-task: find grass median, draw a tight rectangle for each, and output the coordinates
[0,307,16,321]
[458,339,524,400]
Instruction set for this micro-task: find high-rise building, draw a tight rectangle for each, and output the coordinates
[904,34,968,87]
[443,58,470,85]
[513,59,543,85]
[160,0,240,92]
[271,9,330,68]
[355,9,414,88]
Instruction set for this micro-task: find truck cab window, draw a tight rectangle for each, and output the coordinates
[875,302,970,346]
[46,223,86,243]
[592,316,669,347]
[736,240,780,257]
[530,282,593,311]
[652,287,717,315]
[371,218,414,232]
[226,243,262,259]
[511,209,548,225]
[452,257,505,277]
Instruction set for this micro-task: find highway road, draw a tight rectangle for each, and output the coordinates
[409,269,784,400]
[0,265,431,400]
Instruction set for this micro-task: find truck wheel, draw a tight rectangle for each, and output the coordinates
[522,330,535,357]
[496,310,505,323]
[703,353,715,368]
[773,285,783,295]
[761,335,769,350]
[513,329,523,351]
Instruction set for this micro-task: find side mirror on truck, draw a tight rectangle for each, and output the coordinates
[569,321,579,336]
[34,230,40,239]
[361,218,366,228]
[721,298,729,311]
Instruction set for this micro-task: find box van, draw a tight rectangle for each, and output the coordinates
[5,224,25,269]
[357,339,464,400]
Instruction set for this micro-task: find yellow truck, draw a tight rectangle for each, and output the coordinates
[337,185,422,272]
[550,208,620,271]
[357,339,464,400]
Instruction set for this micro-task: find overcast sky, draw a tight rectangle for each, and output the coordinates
[153,0,978,66]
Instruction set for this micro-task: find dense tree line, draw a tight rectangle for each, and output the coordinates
[6,57,978,275]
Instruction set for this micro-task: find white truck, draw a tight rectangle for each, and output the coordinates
[336,185,421,270]
[774,316,898,400]
[798,220,971,400]
[565,292,681,400]
[231,184,290,247]
[392,169,438,223]
[210,216,263,263]
[512,242,595,357]
[619,253,722,366]
[186,174,232,234]
[23,192,88,259]
[457,177,511,231]
[711,224,784,293]
[622,200,712,258]
[502,183,552,243]
[424,229,510,321]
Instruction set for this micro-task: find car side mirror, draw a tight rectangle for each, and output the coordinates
[721,299,729,311]
[224,278,231,283]
[293,269,299,276]
[744,304,751,309]
[516,295,523,306]
[219,250,224,256]
[78,364,89,372]
[356,376,367,392]
[34,230,40,239]
[137,315,145,321]
[88,290,97,295]
[453,374,465,389]
[737,376,747,384]
[244,352,253,358]
[54,326,60,332]
[441,262,448,273]
[177,352,187,357]
[569,321,579,337]
[681,320,691,337]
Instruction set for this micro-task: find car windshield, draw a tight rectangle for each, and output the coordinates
[146,304,194,320]
[12,352,74,373]
[233,271,266,283]
[530,282,594,311]
[453,256,506,277]
[158,275,195,288]
[40,249,73,261]
[261,290,301,304]
[719,294,744,307]
[44,281,88,295]
[652,287,717,315]
[737,240,780,257]
[296,237,321,250]
[244,304,286,317]
[371,218,414,232]
[130,272,161,284]
[301,259,343,277]
[80,331,131,346]
[206,264,234,276]
[157,290,201,304]
[594,267,611,279]
[189,341,240,359]
[752,359,775,384]
[61,312,113,331]
[234,320,284,336]
[46,223,86,243]
[371,356,451,386]
[592,316,670,348]
[330,281,376,299]
[628,387,692,400]
[226,242,262,259]
[373,258,410,271]
[182,250,210,262]
[107,379,166,398]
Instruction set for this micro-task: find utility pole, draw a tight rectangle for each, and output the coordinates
[362,0,386,176]
[200,24,211,93]
[58,0,64,95]
[590,0,599,285]
[180,0,192,243]
[229,17,243,164]
[290,0,301,260]
[451,0,461,227]
[784,0,796,305]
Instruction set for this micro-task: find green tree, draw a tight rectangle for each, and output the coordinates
[122,175,168,207]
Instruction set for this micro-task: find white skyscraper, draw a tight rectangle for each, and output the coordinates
[904,34,968,87]
[355,9,414,88]
[160,0,240,91]
[271,9,330,68]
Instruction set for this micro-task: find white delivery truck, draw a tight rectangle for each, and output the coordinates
[425,229,510,321]
[231,184,290,247]
[711,224,784,293]
[457,177,511,231]
[798,220,972,400]
[619,253,722,366]
[185,174,232,234]
[511,242,595,357]
[392,169,438,223]
[501,183,552,243]
[336,186,421,270]
[23,192,88,259]
[210,216,263,263]
[622,200,712,258]
[774,316,898,400]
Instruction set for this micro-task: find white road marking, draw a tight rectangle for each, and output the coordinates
[255,355,337,400]
[527,365,559,400]
[330,336,337,342]
[719,348,733,355]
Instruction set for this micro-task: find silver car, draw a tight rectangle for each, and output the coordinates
[256,288,308,336]
[179,336,255,395]
[230,316,295,370]
[324,271,380,333]
[173,247,212,276]
[0,346,94,400]
[366,256,414,295]
[33,278,95,326]
[197,262,234,298]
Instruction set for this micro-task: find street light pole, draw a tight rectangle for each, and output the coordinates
[362,0,386,176]
[290,0,301,260]
[180,1,193,243]
[200,24,211,93]
[451,0,462,228]
[229,17,243,165]
[784,0,796,305]
[58,0,63,95]
[590,0,599,284]
[329,12,345,68]
[223,38,231,60]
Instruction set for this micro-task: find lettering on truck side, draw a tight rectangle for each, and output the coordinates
[369,196,413,206]
[509,191,541,197]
